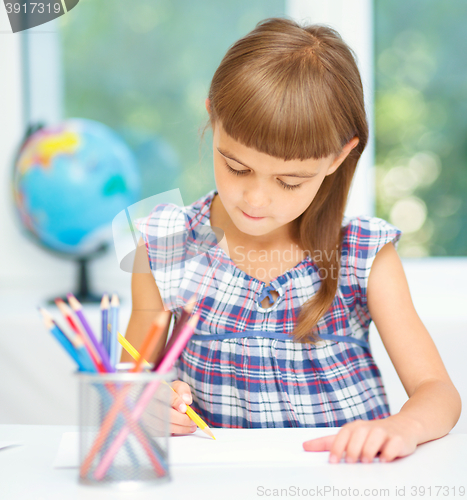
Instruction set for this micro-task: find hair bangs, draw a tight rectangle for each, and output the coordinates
[211,56,349,161]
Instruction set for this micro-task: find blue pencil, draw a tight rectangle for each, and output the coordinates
[109,294,119,369]
[39,308,86,370]
[101,294,109,355]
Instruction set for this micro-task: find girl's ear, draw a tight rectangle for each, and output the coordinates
[205,98,212,115]
[325,137,359,176]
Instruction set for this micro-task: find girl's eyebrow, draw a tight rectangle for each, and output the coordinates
[217,147,318,178]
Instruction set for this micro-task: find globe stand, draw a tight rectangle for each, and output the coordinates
[72,257,102,303]
[47,244,109,305]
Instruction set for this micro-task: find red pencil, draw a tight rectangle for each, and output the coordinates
[55,299,105,372]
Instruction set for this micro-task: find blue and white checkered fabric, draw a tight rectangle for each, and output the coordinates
[135,190,402,428]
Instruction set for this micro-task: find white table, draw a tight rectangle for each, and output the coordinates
[0,425,466,500]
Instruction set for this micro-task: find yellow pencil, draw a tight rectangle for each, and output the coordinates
[117,332,215,440]
[118,332,151,368]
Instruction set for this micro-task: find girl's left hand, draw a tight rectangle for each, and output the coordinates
[303,416,420,463]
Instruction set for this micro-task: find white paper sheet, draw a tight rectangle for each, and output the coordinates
[54,428,336,468]
[0,441,21,451]
[53,432,79,468]
[170,428,334,466]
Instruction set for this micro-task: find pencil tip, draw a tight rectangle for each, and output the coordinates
[184,301,196,313]
[155,311,170,327]
[101,293,109,309]
[188,312,201,327]
[38,307,54,328]
[39,306,49,317]
[110,293,120,307]
[202,426,216,439]
[67,294,80,310]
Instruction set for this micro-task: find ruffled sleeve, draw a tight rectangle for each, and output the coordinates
[340,216,402,308]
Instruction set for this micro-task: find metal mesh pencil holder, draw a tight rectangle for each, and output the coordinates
[77,368,174,488]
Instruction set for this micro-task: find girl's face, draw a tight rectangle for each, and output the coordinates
[211,120,358,242]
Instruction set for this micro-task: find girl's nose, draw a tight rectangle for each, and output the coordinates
[243,183,271,209]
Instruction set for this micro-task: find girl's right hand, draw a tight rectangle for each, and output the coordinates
[169,380,197,435]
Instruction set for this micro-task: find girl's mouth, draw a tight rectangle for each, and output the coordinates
[242,210,265,221]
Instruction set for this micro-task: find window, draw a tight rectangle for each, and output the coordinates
[375,0,467,256]
[58,0,285,205]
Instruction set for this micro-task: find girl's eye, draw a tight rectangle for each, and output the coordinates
[226,163,249,176]
[278,180,301,190]
[225,161,302,190]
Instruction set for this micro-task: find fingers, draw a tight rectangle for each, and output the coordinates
[169,381,196,435]
[171,380,193,410]
[344,425,379,463]
[360,428,389,463]
[323,421,412,464]
[142,380,197,436]
[142,404,196,436]
[378,435,409,462]
[302,435,336,452]
[329,423,386,464]
[328,426,352,463]
[169,407,197,435]
[304,422,389,464]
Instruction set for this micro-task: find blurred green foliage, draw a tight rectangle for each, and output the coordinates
[375,0,467,256]
[59,0,284,206]
[60,1,466,256]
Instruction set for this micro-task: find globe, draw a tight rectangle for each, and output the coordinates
[13,118,141,255]
[12,118,141,300]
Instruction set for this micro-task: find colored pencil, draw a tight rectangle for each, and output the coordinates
[118,332,215,439]
[55,299,104,372]
[109,294,119,368]
[67,294,113,373]
[131,314,169,374]
[48,309,98,373]
[80,313,170,478]
[152,301,195,370]
[100,294,109,355]
[118,332,151,368]
[46,299,165,476]
[94,312,200,479]
[39,308,83,369]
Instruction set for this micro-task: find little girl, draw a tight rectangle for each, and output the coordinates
[124,18,461,463]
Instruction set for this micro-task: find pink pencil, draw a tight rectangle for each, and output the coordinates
[93,313,200,479]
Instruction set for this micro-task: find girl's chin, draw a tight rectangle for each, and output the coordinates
[232,217,278,237]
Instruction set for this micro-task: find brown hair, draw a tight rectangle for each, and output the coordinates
[207,18,368,343]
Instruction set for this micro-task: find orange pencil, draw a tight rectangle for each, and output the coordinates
[132,312,170,373]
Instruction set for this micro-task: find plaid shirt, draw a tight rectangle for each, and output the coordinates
[136,190,402,428]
